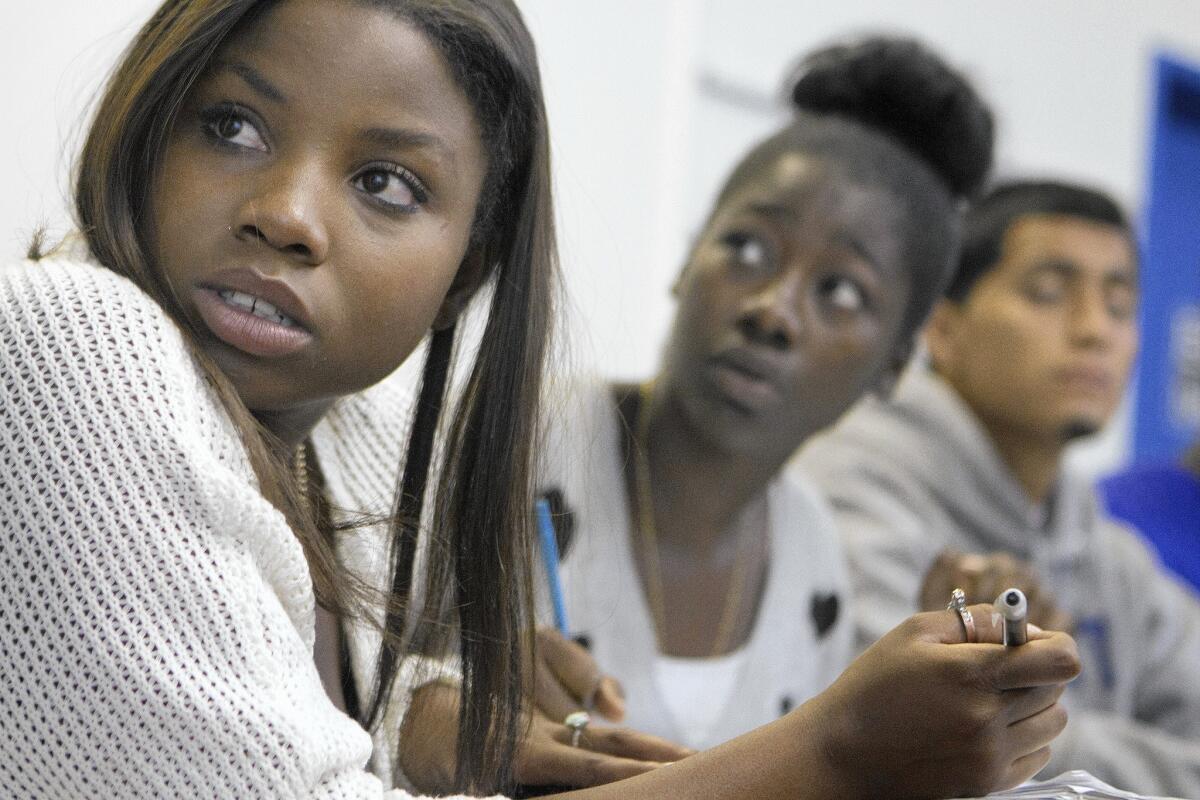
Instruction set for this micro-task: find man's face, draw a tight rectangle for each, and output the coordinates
[927,213,1138,445]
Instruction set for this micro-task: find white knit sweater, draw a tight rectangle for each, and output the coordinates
[0,253,497,799]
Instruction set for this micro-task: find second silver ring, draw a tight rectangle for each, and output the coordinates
[564,710,591,748]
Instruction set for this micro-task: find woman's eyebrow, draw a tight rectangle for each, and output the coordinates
[358,127,454,165]
[214,60,287,104]
[831,231,887,277]
[745,201,888,275]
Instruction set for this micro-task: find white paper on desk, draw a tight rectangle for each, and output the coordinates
[961,770,1186,800]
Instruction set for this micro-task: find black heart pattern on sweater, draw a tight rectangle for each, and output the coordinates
[810,592,839,637]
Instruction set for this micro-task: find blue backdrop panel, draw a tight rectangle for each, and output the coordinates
[1135,54,1200,461]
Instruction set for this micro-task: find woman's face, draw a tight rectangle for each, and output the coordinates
[660,151,913,457]
[151,0,488,421]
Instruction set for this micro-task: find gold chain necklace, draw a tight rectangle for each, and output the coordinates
[631,382,757,657]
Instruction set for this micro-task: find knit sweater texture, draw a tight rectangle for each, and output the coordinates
[0,253,499,799]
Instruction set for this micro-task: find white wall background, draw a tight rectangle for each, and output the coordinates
[5,1,1199,473]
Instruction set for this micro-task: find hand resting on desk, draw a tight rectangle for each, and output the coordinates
[399,627,692,794]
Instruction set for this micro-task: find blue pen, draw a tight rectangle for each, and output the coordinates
[536,498,569,636]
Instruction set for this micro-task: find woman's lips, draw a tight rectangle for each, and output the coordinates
[193,286,314,358]
[705,354,785,413]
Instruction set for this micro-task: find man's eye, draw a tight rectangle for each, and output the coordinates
[1106,286,1137,320]
[353,166,428,213]
[202,108,268,152]
[1024,275,1067,304]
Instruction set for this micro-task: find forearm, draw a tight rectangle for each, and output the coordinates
[400,681,463,794]
[540,703,855,800]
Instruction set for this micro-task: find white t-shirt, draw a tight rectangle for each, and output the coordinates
[654,650,749,749]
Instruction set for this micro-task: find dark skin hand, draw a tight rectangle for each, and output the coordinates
[530,627,629,724]
[920,549,1075,634]
[399,628,693,794]
[530,604,1080,800]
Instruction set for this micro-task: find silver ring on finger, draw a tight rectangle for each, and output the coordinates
[564,710,591,748]
[947,587,977,643]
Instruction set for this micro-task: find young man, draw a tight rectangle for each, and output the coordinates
[800,181,1200,797]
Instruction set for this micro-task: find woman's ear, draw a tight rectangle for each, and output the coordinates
[432,247,489,331]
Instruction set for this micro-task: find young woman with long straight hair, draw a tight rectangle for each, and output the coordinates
[6,0,554,794]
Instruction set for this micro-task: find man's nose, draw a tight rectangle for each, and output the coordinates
[1068,285,1117,347]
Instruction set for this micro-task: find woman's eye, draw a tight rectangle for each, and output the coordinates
[353,167,426,212]
[202,109,267,152]
[823,277,867,313]
[724,233,769,272]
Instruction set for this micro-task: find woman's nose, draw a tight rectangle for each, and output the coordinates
[233,159,330,265]
[736,272,803,350]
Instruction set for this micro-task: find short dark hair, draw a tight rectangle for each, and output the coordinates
[946,180,1132,301]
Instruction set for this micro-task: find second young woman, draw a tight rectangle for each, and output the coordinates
[528,36,998,749]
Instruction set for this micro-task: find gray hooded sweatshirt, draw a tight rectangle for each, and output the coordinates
[798,366,1200,799]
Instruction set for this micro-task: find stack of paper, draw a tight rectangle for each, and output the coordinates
[963,771,1186,799]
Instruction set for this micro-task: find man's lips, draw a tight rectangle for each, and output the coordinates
[1053,365,1116,394]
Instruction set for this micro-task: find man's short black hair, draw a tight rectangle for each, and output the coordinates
[946,180,1132,302]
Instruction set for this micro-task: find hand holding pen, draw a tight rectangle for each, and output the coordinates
[534,498,626,720]
[531,626,627,724]
[514,499,693,793]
